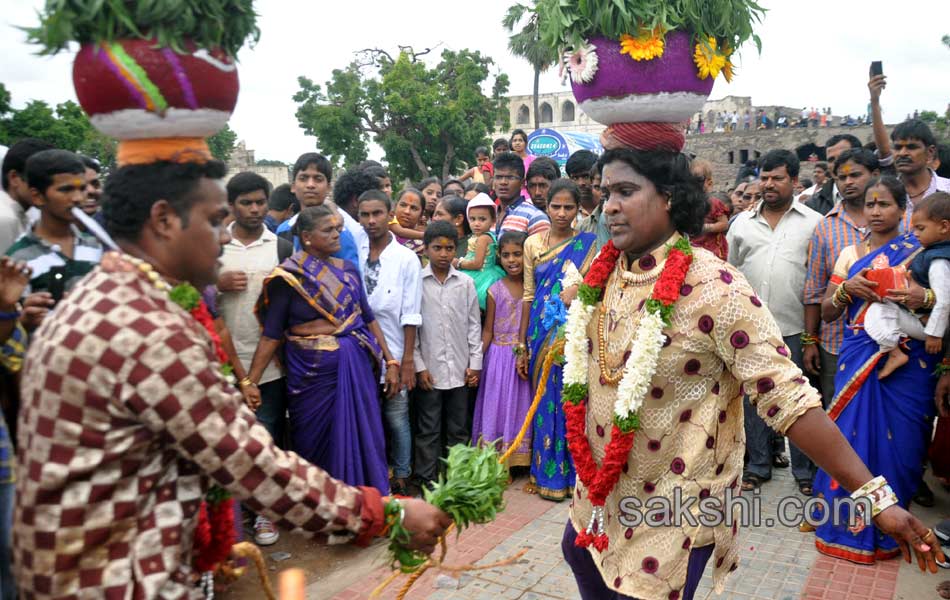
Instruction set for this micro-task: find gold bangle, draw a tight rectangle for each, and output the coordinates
[238,377,257,388]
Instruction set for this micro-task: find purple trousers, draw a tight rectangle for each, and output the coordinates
[561,521,713,600]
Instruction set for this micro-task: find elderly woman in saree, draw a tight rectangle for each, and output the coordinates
[247,205,399,493]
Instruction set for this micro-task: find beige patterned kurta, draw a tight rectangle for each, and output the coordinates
[569,234,822,600]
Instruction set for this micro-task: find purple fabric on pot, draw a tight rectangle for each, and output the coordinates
[571,31,714,102]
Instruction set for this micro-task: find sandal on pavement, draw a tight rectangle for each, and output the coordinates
[772,454,790,469]
[797,479,813,496]
[741,474,768,492]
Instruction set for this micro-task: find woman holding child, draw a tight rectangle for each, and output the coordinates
[812,179,944,563]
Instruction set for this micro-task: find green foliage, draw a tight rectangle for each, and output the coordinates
[0,95,117,169]
[293,48,509,182]
[0,83,11,117]
[534,0,765,53]
[168,282,201,311]
[207,124,238,163]
[255,159,286,167]
[24,0,259,57]
[503,2,559,72]
[385,444,508,573]
[577,283,602,306]
[919,110,950,141]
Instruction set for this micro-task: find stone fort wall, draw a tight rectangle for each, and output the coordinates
[683,124,893,193]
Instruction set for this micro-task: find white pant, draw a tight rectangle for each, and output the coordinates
[864,301,926,350]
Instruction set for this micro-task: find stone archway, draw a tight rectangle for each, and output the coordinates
[516,104,530,125]
[540,102,553,123]
[561,101,575,122]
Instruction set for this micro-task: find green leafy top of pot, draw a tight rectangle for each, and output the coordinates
[534,0,765,54]
[25,0,260,57]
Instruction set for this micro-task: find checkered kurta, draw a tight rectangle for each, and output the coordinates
[14,254,385,598]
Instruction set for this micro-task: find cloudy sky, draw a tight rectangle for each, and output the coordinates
[2,0,949,162]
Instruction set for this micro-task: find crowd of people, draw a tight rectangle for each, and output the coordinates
[687,105,887,135]
[1,70,950,598]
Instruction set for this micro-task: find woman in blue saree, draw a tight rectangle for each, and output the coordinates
[247,205,399,493]
[811,178,937,563]
[518,181,598,501]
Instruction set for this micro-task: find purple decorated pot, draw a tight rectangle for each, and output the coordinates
[569,31,713,126]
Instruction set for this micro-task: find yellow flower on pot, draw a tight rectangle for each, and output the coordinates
[693,37,728,80]
[619,28,665,61]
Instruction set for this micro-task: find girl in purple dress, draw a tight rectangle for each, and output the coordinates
[471,231,533,470]
[248,205,400,493]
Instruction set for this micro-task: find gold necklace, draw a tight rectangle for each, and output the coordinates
[596,260,660,386]
[597,306,625,386]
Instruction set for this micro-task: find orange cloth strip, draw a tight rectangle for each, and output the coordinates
[117,137,212,166]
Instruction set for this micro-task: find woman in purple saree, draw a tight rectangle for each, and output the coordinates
[247,205,398,493]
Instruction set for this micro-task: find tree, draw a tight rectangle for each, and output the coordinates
[919,110,949,142]
[207,124,238,163]
[256,159,286,167]
[943,34,949,49]
[0,96,117,169]
[294,48,509,182]
[503,2,559,131]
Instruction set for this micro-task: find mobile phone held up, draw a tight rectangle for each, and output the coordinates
[48,265,66,304]
[870,61,883,77]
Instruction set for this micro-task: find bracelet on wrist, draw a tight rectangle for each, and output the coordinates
[850,475,898,516]
[924,288,937,310]
[386,359,400,368]
[934,358,950,377]
[238,377,257,388]
[801,333,819,346]
[833,284,853,308]
[382,497,406,539]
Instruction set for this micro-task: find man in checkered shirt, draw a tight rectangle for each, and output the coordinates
[13,159,450,598]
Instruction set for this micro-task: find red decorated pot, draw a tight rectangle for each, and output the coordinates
[72,39,239,140]
[568,31,713,126]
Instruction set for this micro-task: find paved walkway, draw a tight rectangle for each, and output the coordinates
[322,467,950,600]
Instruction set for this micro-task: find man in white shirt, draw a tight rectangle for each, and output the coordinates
[357,190,422,496]
[728,150,822,495]
[217,172,292,546]
[0,139,54,254]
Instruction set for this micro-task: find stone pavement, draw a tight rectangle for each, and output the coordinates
[320,466,950,600]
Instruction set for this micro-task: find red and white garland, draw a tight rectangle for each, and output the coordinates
[561,238,693,551]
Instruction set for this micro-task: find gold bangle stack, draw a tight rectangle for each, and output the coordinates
[850,475,899,518]
[924,288,937,310]
[238,377,257,388]
[832,283,853,309]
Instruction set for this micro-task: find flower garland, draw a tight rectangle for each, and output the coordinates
[619,28,665,62]
[561,238,693,551]
[168,283,236,588]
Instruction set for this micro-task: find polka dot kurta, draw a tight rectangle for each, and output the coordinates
[569,234,822,600]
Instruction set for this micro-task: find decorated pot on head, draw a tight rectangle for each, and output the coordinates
[26,0,259,166]
[537,0,763,152]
